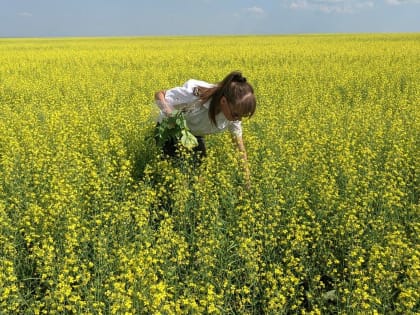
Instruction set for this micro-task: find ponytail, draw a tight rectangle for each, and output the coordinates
[206,71,256,125]
[232,72,247,83]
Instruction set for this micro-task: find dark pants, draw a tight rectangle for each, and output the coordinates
[160,134,206,162]
[155,122,206,162]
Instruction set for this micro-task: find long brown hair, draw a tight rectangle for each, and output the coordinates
[197,71,256,125]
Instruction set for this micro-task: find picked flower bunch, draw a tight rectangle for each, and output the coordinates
[154,110,198,150]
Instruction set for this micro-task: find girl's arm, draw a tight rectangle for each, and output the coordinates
[232,134,251,189]
[154,90,173,115]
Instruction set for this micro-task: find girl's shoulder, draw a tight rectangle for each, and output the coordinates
[183,79,215,89]
[165,79,216,107]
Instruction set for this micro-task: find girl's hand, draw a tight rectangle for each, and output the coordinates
[244,167,251,190]
[232,134,251,190]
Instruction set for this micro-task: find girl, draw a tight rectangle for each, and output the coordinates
[154,71,256,186]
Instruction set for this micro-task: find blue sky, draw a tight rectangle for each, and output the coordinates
[1,0,419,37]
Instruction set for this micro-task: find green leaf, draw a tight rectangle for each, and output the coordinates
[180,130,198,149]
[156,111,197,150]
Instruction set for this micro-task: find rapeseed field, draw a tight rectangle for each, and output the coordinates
[0,34,419,314]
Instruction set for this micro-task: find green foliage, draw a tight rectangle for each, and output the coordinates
[154,110,198,150]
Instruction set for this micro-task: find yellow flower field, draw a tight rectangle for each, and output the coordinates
[0,34,419,314]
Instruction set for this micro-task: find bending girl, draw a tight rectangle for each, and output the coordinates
[154,70,256,186]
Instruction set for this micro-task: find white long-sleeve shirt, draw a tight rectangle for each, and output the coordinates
[156,79,242,137]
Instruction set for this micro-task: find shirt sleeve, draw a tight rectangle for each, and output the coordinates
[164,79,201,107]
[228,120,243,138]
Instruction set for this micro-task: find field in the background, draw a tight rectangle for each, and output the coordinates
[0,34,419,314]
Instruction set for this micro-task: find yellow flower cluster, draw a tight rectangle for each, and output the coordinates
[0,34,418,314]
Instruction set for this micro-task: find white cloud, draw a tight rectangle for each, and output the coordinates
[286,0,374,13]
[245,6,266,15]
[233,6,266,19]
[18,12,33,17]
[290,0,310,10]
[236,6,266,18]
[385,0,420,4]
